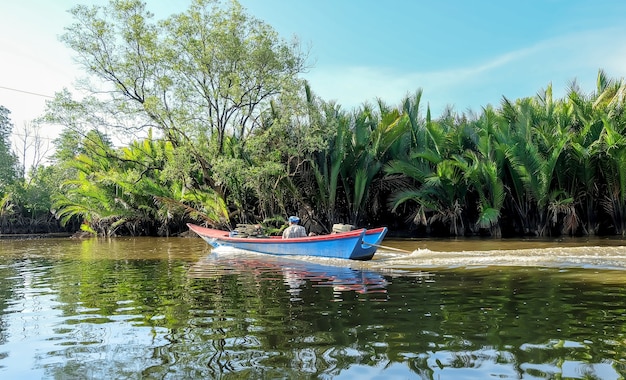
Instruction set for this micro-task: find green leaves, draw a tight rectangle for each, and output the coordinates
[52,129,230,235]
[32,0,626,238]
[0,106,19,191]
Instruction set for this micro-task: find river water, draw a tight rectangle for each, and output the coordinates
[1,236,625,379]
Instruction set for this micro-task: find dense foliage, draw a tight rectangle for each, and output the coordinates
[2,0,626,237]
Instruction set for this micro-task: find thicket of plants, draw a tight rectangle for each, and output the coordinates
[1,0,626,238]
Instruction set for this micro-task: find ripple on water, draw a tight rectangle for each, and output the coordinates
[1,238,626,379]
[367,245,626,272]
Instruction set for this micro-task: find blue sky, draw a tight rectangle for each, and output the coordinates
[2,0,626,140]
[240,0,626,114]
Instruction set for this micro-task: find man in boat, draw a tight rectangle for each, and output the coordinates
[282,216,307,239]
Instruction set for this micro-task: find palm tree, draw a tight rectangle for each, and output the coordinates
[598,116,626,234]
[341,101,410,226]
[386,107,471,236]
[563,81,604,235]
[308,101,351,230]
[457,108,506,236]
[499,89,571,236]
[53,129,230,235]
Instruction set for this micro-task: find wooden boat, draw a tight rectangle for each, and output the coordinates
[186,223,388,260]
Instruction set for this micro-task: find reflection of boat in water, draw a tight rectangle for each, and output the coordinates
[281,260,388,296]
[188,251,390,299]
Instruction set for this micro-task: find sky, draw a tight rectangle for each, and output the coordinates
[2,0,626,151]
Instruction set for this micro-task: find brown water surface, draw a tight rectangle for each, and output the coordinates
[0,236,625,379]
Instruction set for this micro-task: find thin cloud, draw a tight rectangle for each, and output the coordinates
[305,26,626,115]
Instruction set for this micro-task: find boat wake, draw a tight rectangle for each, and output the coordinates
[369,246,626,271]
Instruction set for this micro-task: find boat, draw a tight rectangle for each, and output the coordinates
[186,223,388,260]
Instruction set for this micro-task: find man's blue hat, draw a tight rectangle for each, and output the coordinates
[288,216,300,223]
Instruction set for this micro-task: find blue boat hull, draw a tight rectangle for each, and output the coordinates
[187,223,388,260]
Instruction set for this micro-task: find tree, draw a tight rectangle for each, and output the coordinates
[342,101,409,226]
[385,103,471,236]
[232,82,336,227]
[0,106,19,191]
[13,121,53,181]
[53,0,308,195]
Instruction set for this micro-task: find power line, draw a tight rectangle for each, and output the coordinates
[11,132,57,141]
[0,85,54,99]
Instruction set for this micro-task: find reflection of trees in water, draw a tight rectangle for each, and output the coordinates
[0,247,625,378]
[181,260,626,378]
[150,259,626,378]
[189,255,391,301]
[0,259,21,346]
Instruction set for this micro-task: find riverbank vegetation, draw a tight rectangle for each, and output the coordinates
[1,0,626,238]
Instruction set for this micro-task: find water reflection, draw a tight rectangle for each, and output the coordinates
[1,238,626,378]
[188,250,401,301]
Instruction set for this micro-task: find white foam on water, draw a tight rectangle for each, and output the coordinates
[368,245,626,271]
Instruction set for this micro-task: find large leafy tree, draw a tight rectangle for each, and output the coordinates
[234,82,337,227]
[47,0,307,222]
